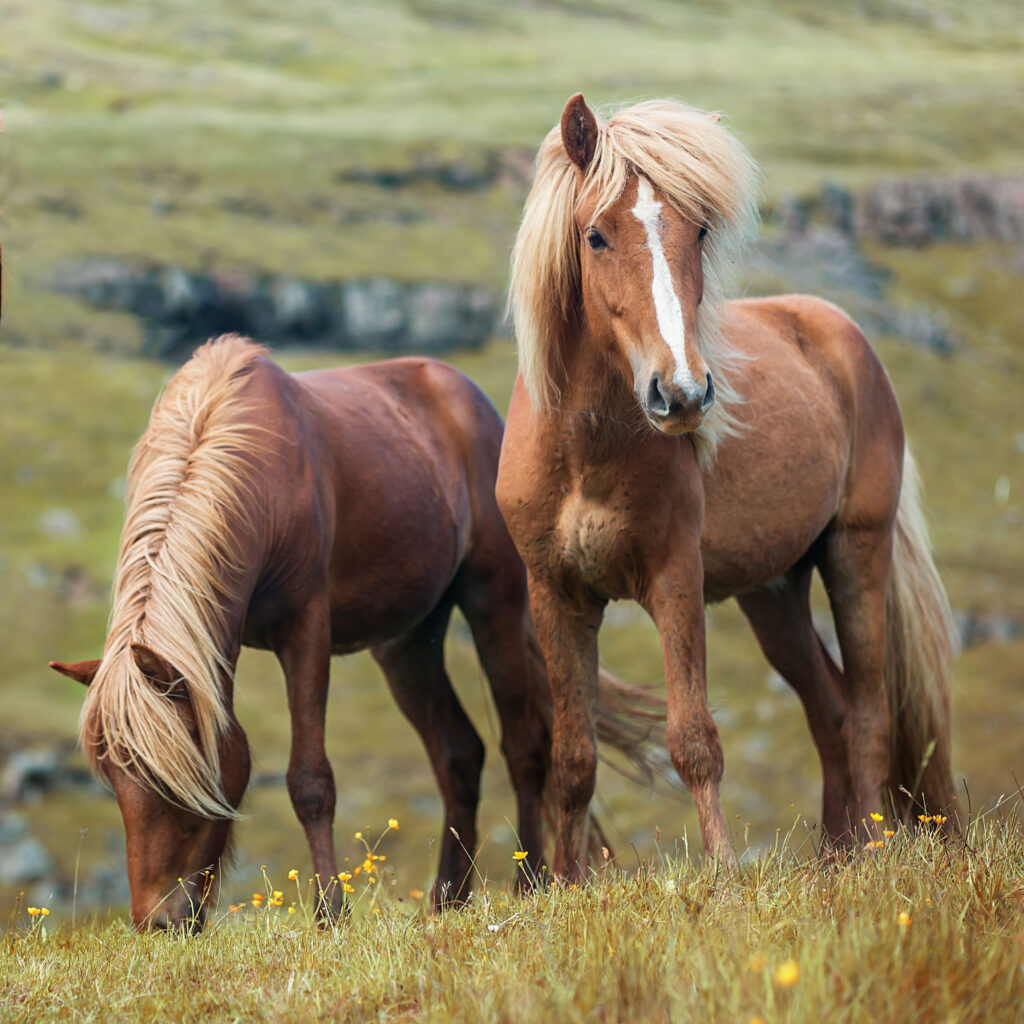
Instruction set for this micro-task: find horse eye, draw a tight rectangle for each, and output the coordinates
[697,224,709,243]
[585,228,607,251]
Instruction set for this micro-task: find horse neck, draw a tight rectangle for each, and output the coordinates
[111,472,270,708]
[552,321,649,455]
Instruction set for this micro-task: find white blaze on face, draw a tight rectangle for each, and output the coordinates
[631,175,701,398]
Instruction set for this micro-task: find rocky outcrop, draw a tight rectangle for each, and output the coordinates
[753,174,1024,354]
[775,175,1024,248]
[747,225,959,354]
[54,262,500,358]
[0,812,54,885]
[856,177,1024,248]
[336,146,534,192]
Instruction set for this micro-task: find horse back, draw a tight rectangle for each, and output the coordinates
[281,358,506,649]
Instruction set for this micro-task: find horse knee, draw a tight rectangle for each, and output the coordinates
[667,715,724,790]
[440,732,485,808]
[553,738,597,812]
[841,707,890,773]
[286,763,335,824]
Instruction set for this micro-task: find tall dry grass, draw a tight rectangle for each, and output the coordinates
[3,813,1023,1023]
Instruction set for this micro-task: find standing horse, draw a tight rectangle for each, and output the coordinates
[496,95,957,879]
[50,336,658,929]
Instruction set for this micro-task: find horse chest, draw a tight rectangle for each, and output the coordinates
[553,490,631,587]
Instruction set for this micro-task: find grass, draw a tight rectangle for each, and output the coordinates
[3,818,1024,1022]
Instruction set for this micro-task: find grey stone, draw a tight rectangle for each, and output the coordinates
[0,833,54,884]
[341,278,407,349]
[2,749,62,802]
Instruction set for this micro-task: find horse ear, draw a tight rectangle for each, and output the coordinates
[129,643,178,685]
[561,93,599,172]
[707,111,722,125]
[49,659,101,686]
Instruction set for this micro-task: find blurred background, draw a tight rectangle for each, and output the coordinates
[0,0,1021,918]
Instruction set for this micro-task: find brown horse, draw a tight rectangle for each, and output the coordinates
[496,95,958,880]
[50,336,658,929]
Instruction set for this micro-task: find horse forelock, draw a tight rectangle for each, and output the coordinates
[80,335,272,820]
[510,99,763,466]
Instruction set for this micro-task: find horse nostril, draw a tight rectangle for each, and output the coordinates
[701,371,716,412]
[646,374,670,416]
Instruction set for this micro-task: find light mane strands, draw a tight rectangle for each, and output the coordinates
[80,336,269,819]
[509,99,763,464]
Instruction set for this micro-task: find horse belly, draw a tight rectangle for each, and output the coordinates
[700,451,845,602]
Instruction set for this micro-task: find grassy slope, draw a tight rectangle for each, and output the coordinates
[1,0,1022,920]
[3,824,1024,1023]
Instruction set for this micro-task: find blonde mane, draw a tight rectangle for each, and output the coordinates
[80,335,271,819]
[509,99,763,465]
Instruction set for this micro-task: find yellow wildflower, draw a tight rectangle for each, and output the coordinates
[288,869,299,881]
[774,959,800,987]
[884,830,895,838]
[870,812,884,822]
[513,850,529,861]
[865,840,884,849]
[288,907,296,915]
[342,883,355,893]
[272,891,283,899]
[338,872,352,882]
[918,814,932,823]
[355,831,363,840]
[388,818,399,830]
[410,889,425,900]
[898,911,912,929]
[27,908,40,916]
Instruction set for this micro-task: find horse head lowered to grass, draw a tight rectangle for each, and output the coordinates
[497,95,957,880]
[51,336,661,930]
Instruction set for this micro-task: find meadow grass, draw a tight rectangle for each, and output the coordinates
[3,817,1023,1022]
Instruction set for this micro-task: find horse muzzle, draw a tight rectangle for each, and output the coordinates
[640,370,715,434]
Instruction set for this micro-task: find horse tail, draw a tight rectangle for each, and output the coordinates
[520,613,668,860]
[884,446,959,823]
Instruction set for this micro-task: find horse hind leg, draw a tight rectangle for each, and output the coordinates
[370,601,485,910]
[455,546,549,889]
[817,520,894,841]
[737,566,853,851]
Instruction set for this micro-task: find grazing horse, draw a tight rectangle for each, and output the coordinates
[50,336,658,929]
[496,95,957,880]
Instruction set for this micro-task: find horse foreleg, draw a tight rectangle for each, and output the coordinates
[275,596,342,920]
[527,578,602,883]
[646,572,735,868]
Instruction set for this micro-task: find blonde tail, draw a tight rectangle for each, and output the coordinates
[885,448,959,822]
